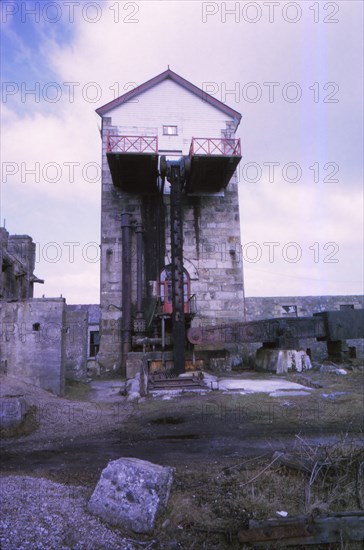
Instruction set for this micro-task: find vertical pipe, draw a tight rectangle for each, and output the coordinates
[161,316,165,350]
[241,245,247,322]
[161,316,166,368]
[121,212,133,376]
[135,223,144,317]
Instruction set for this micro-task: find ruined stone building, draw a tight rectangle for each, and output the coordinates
[96,69,245,375]
[0,228,100,395]
[0,228,43,300]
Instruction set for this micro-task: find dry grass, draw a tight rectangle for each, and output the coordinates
[156,434,364,548]
[296,434,364,514]
[0,405,38,438]
[2,366,363,548]
[64,380,92,401]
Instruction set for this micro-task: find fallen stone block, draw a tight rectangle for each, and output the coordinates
[0,397,28,430]
[320,365,348,375]
[335,368,347,376]
[87,457,174,533]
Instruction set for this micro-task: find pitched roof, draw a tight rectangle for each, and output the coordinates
[95,68,242,124]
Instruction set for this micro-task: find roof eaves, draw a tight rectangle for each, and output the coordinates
[95,69,242,123]
[95,69,170,116]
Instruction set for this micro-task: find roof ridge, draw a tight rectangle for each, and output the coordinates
[96,68,242,123]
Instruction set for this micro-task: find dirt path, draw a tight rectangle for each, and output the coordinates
[1,370,363,549]
[1,398,361,485]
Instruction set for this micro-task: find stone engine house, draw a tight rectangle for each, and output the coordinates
[1,71,362,394]
[96,69,245,375]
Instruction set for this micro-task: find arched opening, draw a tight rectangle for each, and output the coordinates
[159,266,190,314]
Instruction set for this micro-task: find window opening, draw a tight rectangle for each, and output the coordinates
[89,330,100,357]
[163,125,178,136]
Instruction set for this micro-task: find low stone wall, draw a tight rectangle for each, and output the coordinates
[244,295,364,320]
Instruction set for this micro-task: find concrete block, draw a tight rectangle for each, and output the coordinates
[88,458,174,533]
[126,353,145,379]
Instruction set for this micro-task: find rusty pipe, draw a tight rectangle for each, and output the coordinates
[134,337,162,346]
[135,223,144,317]
[121,212,133,376]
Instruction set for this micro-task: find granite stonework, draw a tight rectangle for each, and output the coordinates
[0,298,101,394]
[88,458,174,533]
[0,299,66,395]
[244,295,364,320]
[64,308,89,382]
[98,118,245,375]
[1,227,101,392]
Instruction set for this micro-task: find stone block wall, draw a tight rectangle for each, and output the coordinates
[244,295,364,321]
[0,298,66,395]
[165,185,245,326]
[64,309,88,382]
[98,120,245,372]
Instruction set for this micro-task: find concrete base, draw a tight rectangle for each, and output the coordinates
[255,348,312,374]
[126,353,145,379]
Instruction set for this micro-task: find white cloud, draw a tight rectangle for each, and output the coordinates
[1,0,363,302]
[2,105,101,202]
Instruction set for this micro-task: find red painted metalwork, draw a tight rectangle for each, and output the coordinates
[190,137,241,157]
[107,135,158,154]
[159,267,190,315]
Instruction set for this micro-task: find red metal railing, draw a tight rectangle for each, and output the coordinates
[190,137,241,157]
[107,135,158,154]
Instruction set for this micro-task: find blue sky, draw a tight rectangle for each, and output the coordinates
[1,0,363,302]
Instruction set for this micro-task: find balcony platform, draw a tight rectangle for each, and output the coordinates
[106,135,159,193]
[186,138,242,193]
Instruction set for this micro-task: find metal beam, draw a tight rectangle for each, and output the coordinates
[169,162,185,375]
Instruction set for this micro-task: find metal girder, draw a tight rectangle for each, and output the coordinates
[187,311,364,348]
[169,161,186,375]
[187,317,327,346]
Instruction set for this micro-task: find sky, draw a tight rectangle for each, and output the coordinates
[1,0,363,303]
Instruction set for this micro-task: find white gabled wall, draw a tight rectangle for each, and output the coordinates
[107,79,236,154]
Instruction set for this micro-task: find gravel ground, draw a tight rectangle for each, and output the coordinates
[0,375,132,453]
[1,368,363,549]
[0,476,149,550]
[0,377,146,549]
